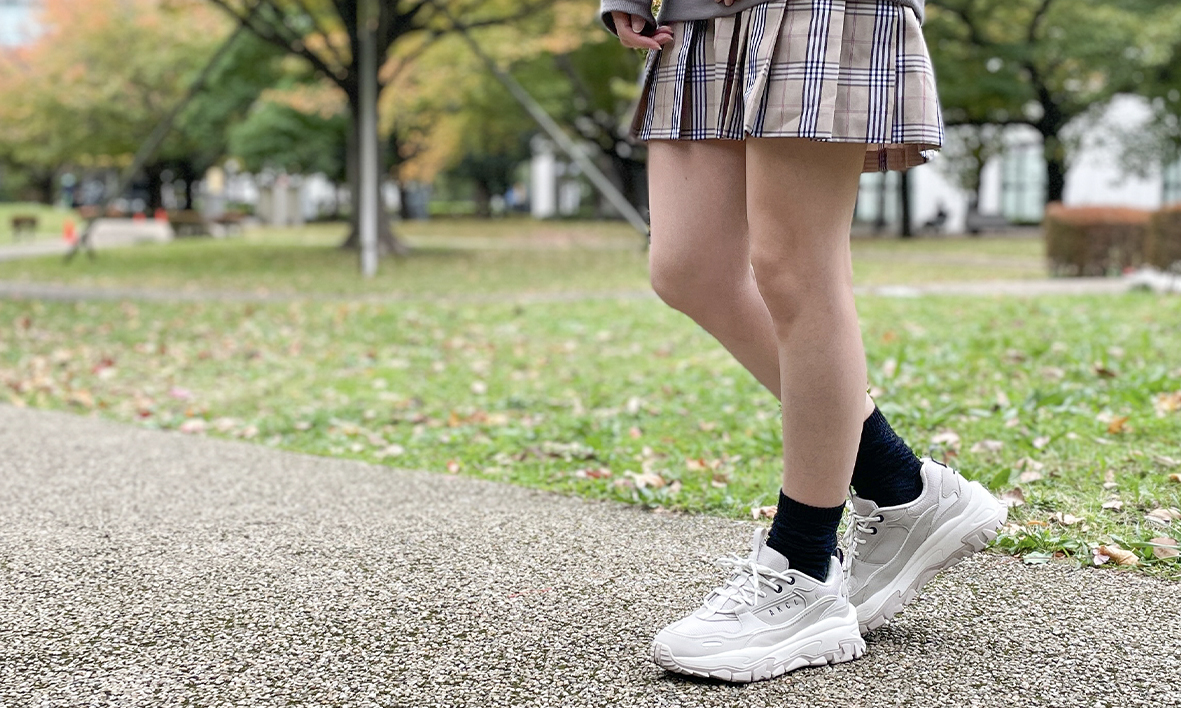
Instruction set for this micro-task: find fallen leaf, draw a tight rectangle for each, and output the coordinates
[628,426,642,439]
[995,390,1011,408]
[1091,547,1110,566]
[1097,544,1139,566]
[698,421,717,432]
[1018,471,1044,484]
[1170,474,1181,484]
[446,459,462,473]
[751,505,777,520]
[668,480,683,495]
[999,488,1026,507]
[1050,512,1084,526]
[710,472,730,488]
[179,419,206,434]
[1106,416,1130,435]
[1101,500,1124,511]
[1149,537,1179,560]
[1032,436,1051,449]
[1154,391,1181,416]
[376,444,405,459]
[1093,363,1118,378]
[685,457,707,471]
[1146,508,1181,525]
[470,380,487,395]
[970,439,1005,454]
[931,430,961,449]
[629,471,665,489]
[1153,455,1180,468]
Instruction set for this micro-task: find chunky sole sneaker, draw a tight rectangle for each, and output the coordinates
[650,529,865,682]
[844,458,1007,634]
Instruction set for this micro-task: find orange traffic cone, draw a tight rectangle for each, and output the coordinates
[63,219,76,244]
[133,211,146,222]
[154,208,168,222]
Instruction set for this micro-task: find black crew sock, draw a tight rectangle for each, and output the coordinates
[764,490,844,582]
[850,407,924,508]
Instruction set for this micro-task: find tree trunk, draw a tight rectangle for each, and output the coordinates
[145,164,165,214]
[473,180,492,218]
[1044,134,1067,204]
[338,88,408,255]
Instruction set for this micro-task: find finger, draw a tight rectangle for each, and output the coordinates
[631,15,646,34]
[612,12,661,50]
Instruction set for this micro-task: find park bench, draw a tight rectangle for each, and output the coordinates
[10,214,37,241]
[965,211,1011,235]
[168,210,211,237]
[212,211,246,236]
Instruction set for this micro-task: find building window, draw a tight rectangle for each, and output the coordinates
[1164,158,1181,206]
[1000,141,1046,224]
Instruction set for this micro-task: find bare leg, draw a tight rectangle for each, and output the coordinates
[647,140,877,421]
[745,137,869,508]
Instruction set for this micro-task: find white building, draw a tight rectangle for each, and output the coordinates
[857,94,1181,234]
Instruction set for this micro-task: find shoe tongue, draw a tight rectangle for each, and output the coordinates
[850,494,877,517]
[752,528,791,574]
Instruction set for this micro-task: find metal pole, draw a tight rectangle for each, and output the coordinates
[358,0,379,277]
[431,1,650,239]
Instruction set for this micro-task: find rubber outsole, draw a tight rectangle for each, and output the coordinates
[854,483,1008,634]
[650,619,866,683]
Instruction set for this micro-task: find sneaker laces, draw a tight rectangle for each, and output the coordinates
[702,554,797,613]
[841,506,885,567]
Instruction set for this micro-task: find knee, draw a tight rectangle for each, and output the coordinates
[749,249,812,323]
[649,246,742,315]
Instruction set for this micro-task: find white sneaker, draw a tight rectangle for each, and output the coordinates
[843,457,1008,634]
[650,528,865,682]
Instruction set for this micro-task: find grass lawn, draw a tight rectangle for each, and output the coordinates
[2,282,1179,576]
[0,218,1048,293]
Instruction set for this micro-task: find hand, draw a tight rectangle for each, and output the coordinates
[715,0,737,5]
[611,11,674,50]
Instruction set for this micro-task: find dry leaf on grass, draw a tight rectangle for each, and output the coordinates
[1106,416,1131,434]
[1050,512,1084,526]
[1149,537,1179,560]
[1101,500,1124,511]
[1097,544,1139,566]
[178,419,206,434]
[751,506,777,520]
[1154,391,1181,416]
[629,471,665,489]
[1146,508,1181,525]
[1032,436,1051,449]
[1153,455,1180,468]
[999,488,1026,507]
[970,440,1005,454]
[931,431,961,449]
[1169,474,1181,484]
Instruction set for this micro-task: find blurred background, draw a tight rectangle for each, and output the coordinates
[1,0,1177,248]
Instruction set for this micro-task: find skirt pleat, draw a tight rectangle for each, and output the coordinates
[630,0,945,173]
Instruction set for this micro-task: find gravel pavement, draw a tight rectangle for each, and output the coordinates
[2,405,1178,707]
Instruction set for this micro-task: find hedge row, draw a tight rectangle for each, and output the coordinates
[1046,203,1181,277]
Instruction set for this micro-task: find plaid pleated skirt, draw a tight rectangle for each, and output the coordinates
[630,0,945,173]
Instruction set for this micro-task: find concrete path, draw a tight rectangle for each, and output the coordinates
[1,406,1178,707]
[0,276,1156,307]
